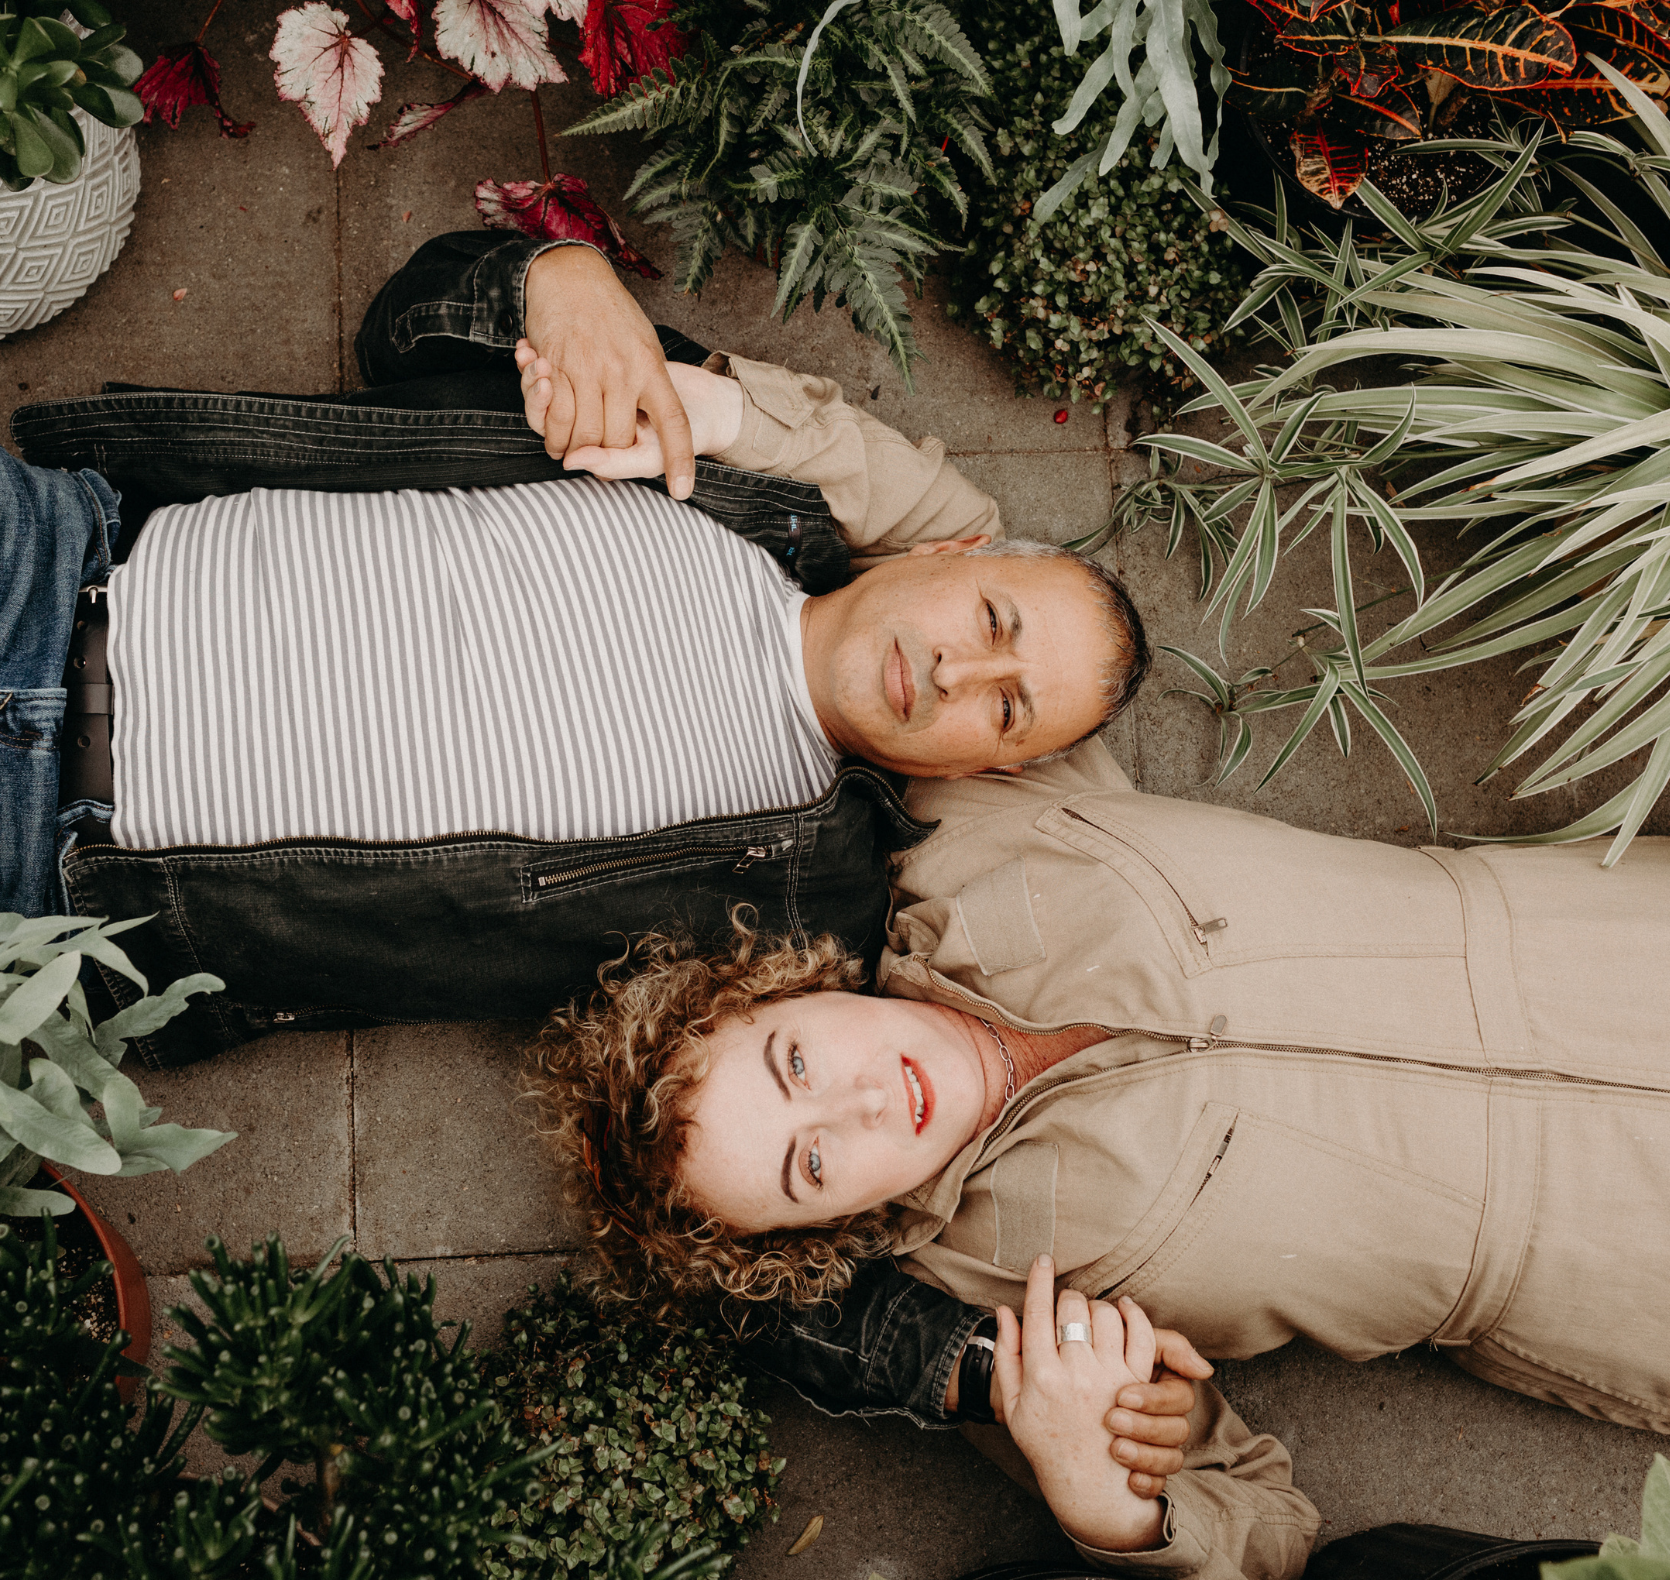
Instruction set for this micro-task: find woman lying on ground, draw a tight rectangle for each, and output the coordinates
[528,737,1670,1579]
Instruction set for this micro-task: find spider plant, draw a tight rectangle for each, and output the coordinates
[1129,80,1670,861]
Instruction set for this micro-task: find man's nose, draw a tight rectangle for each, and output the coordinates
[932,648,1012,696]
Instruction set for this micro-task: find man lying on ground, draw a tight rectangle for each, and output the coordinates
[3,233,1144,1069]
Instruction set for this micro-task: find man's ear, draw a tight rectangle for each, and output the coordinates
[905,534,993,557]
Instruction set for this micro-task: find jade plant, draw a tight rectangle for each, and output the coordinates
[0,1227,564,1579]
[1543,1454,1670,1578]
[946,4,1245,408]
[1230,0,1670,208]
[0,914,233,1219]
[0,0,143,191]
[484,1273,784,1578]
[563,0,994,382]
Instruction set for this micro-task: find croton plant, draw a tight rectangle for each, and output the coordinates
[1230,0,1670,207]
[136,0,679,266]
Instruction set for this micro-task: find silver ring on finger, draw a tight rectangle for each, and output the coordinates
[1057,1322,1092,1346]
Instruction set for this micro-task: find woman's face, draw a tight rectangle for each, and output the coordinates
[680,991,990,1231]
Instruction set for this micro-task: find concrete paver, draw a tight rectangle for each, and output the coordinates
[351,1021,582,1261]
[9,7,1664,1570]
[71,1030,351,1275]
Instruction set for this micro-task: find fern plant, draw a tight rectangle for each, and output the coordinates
[563,0,993,385]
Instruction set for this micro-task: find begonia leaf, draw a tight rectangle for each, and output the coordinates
[578,0,689,101]
[432,0,567,92]
[136,42,254,137]
[387,0,423,51]
[373,79,489,147]
[270,2,385,167]
[474,172,660,277]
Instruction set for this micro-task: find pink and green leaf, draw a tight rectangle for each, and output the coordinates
[432,0,567,92]
[578,0,690,100]
[475,173,661,277]
[135,40,253,137]
[373,79,489,148]
[270,3,383,166]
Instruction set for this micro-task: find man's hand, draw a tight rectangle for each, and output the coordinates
[520,245,697,500]
[993,1257,1168,1555]
[518,351,742,483]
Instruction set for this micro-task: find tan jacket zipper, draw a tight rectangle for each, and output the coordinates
[1060,807,1228,945]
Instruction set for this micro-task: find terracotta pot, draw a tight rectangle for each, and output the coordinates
[41,1162,152,1400]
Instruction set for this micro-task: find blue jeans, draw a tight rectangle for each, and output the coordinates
[0,449,120,916]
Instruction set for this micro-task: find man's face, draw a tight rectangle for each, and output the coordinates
[801,544,1117,777]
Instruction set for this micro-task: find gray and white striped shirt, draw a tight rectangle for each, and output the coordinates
[105,477,839,848]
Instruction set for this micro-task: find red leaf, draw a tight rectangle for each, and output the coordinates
[1292,127,1366,206]
[135,42,254,138]
[579,0,689,99]
[433,0,567,91]
[373,80,491,147]
[474,174,661,278]
[387,0,423,50]
[271,3,385,167]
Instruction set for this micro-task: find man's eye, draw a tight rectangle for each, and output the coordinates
[789,1047,806,1083]
[806,1143,823,1187]
[987,601,999,641]
[1001,695,1013,732]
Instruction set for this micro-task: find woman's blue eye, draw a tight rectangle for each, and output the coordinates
[807,1144,822,1186]
[790,1048,806,1082]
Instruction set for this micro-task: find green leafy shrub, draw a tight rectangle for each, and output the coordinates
[0,0,143,191]
[0,914,233,1219]
[484,1275,783,1578]
[0,1227,557,1580]
[564,0,993,384]
[945,6,1246,410]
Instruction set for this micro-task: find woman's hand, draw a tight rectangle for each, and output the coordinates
[516,346,743,485]
[994,1255,1169,1554]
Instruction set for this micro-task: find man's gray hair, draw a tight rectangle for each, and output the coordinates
[964,539,1151,765]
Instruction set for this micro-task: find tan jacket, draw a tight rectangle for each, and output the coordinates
[710,354,1002,564]
[877,739,1670,1577]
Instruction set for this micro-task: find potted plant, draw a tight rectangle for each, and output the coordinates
[0,0,143,337]
[1,913,234,1378]
[0,1227,565,1578]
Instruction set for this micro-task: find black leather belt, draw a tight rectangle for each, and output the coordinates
[59,586,114,807]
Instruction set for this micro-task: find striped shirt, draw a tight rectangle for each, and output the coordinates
[104,477,840,848]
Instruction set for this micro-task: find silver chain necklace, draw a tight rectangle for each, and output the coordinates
[980,1018,1017,1101]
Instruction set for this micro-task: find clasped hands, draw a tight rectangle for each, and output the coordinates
[994,1256,1211,1555]
[515,244,741,498]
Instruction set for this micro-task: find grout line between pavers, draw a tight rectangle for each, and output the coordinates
[346,1029,358,1252]
[334,164,345,394]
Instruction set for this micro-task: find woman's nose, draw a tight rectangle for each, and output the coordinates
[845,1074,890,1128]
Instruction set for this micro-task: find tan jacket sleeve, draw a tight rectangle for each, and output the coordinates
[1071,1384,1320,1580]
[703,352,1002,564]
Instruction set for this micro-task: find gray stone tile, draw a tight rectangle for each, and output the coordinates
[71,1030,352,1277]
[2,0,343,451]
[729,1382,1076,1580]
[395,1251,575,1351]
[953,449,1112,547]
[1222,1340,1655,1552]
[352,1020,583,1261]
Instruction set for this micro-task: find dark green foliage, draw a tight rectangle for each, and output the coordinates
[0,1218,204,1580]
[946,6,1246,410]
[565,0,993,385]
[0,1228,554,1580]
[157,1235,553,1580]
[0,0,144,192]
[483,1276,782,1578]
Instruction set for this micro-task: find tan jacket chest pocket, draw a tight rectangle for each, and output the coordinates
[1065,1104,1484,1363]
[1036,804,1226,977]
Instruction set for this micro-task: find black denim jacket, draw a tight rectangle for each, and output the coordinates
[12,230,978,1426]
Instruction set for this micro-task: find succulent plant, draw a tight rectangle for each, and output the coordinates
[0,0,143,191]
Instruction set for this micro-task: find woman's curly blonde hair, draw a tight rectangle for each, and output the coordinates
[523,914,898,1326]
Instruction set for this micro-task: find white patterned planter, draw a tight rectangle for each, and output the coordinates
[0,108,140,340]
